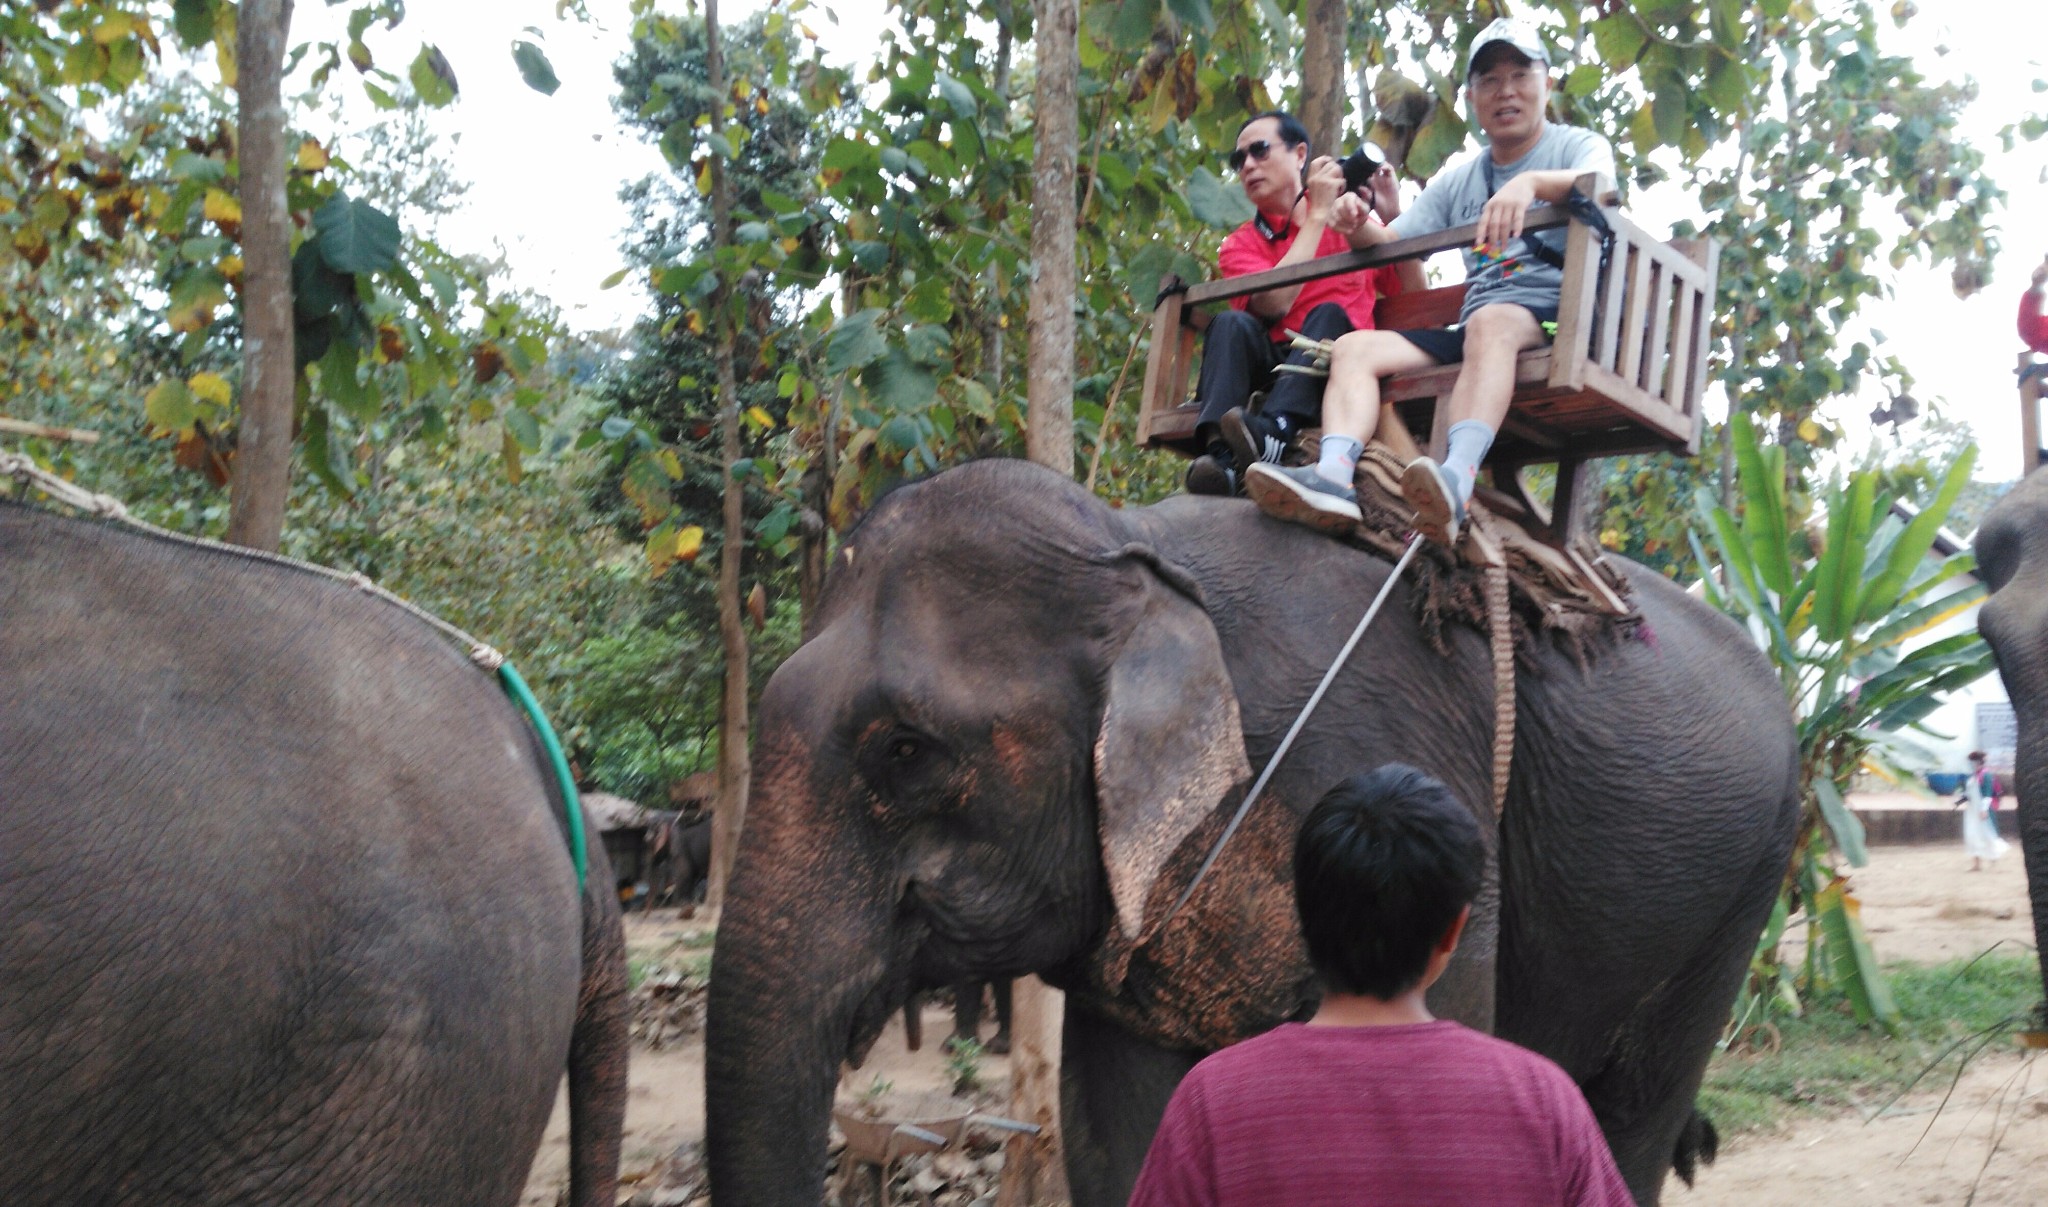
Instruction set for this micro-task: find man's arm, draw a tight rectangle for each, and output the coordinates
[1233,156,1348,322]
[1475,132,1617,249]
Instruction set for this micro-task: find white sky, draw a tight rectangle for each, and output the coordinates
[308,1,2048,481]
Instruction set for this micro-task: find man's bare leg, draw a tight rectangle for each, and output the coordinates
[1403,303,1547,544]
[1316,330,1439,482]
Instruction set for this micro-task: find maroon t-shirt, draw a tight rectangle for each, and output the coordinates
[1128,1021,1634,1207]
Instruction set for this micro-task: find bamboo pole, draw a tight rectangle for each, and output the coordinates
[0,418,100,444]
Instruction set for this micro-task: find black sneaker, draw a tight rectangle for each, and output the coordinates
[1245,463,1362,533]
[1400,456,1466,546]
[1222,407,1292,469]
[1186,454,1237,496]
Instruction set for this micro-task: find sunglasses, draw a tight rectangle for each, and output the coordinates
[1227,139,1284,173]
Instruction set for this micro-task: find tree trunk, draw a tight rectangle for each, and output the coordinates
[1003,3,1078,1197]
[223,0,296,552]
[1023,0,1076,475]
[704,0,750,911]
[1299,0,1346,157]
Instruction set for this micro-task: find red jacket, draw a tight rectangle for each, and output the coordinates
[2022,288,2048,355]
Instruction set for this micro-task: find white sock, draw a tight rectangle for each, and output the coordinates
[1442,421,1494,503]
[1316,435,1363,486]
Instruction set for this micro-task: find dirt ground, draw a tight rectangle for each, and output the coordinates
[524,843,2042,1205]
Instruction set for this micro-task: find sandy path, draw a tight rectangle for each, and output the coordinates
[525,842,2039,1203]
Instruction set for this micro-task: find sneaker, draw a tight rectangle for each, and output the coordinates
[1246,463,1362,533]
[1185,454,1237,496]
[1400,456,1466,546]
[1222,407,1292,469]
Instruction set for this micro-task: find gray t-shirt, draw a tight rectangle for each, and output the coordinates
[1387,122,1616,321]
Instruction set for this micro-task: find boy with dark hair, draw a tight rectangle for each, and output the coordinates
[1128,765,1632,1206]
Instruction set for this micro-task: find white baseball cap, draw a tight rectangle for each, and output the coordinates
[1466,17,1552,77]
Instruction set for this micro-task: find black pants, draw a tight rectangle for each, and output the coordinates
[1193,301,1355,432]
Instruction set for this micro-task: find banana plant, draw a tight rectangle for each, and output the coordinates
[1694,413,1994,1034]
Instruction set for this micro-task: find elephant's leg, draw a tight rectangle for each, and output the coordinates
[1568,901,1768,1206]
[1059,1006,1202,1207]
[988,979,1013,1054]
[950,981,982,1046]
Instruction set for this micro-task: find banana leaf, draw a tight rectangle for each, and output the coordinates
[1731,413,1794,596]
[1856,444,1977,624]
[1812,777,1868,867]
[1812,876,1900,1032]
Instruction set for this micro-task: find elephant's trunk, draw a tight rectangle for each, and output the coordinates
[1980,588,2048,1015]
[705,746,907,1205]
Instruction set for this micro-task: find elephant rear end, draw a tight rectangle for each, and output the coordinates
[0,503,623,1206]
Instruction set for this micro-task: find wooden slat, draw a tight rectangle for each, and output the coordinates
[1373,284,1467,330]
[1681,241,1720,455]
[1641,263,1675,396]
[1594,239,1633,369]
[1575,361,1695,446]
[1547,217,1603,392]
[1617,245,1656,389]
[1136,278,1186,446]
[2023,353,2044,480]
[1664,278,1698,413]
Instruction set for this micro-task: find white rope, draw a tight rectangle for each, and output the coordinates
[1165,534,1425,922]
[2,450,505,670]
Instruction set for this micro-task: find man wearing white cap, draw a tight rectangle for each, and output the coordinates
[1246,17,1617,547]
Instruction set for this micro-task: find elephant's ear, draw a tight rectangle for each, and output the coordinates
[1093,561,1251,942]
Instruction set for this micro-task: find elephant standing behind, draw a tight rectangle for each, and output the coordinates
[0,502,627,1206]
[1970,471,2048,1018]
[646,813,713,910]
[706,460,1800,1206]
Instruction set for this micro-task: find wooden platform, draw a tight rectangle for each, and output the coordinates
[1137,173,1719,544]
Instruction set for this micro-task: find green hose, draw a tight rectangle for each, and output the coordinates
[496,661,588,891]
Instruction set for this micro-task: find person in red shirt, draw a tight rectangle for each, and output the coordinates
[1128,764,1634,1207]
[2022,256,2048,355]
[1184,112,1420,495]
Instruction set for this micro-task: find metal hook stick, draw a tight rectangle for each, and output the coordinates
[1163,534,1426,925]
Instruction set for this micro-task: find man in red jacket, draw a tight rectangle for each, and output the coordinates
[1183,113,1421,495]
[2022,256,2048,355]
[1128,765,1633,1207]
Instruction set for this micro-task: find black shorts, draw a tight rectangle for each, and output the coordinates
[1394,303,1559,365]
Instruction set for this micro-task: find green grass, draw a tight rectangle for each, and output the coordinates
[625,940,715,991]
[1700,952,2041,1136]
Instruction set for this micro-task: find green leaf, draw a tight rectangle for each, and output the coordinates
[512,41,560,96]
[145,378,197,432]
[1811,876,1898,1031]
[317,338,375,421]
[313,194,402,275]
[1812,472,1875,644]
[505,408,542,453]
[1730,413,1792,596]
[1811,778,1867,868]
[906,278,953,324]
[903,324,951,366]
[301,405,353,498]
[878,413,921,452]
[1855,444,1976,624]
[1591,15,1648,67]
[1164,0,1214,35]
[934,72,977,119]
[1110,0,1157,51]
[1185,167,1254,230]
[864,347,937,412]
[172,0,214,47]
[824,309,888,374]
[600,416,637,441]
[409,45,460,107]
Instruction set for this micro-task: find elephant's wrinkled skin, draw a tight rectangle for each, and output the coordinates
[707,460,1801,1206]
[0,502,628,1207]
[1971,470,2048,1016]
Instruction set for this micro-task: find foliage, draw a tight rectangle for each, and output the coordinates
[944,1036,986,1096]
[1699,413,1995,1034]
[1703,953,2041,1136]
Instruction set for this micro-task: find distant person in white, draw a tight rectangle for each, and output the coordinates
[1960,750,2009,871]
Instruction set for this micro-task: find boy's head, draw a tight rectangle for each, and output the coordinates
[1293,764,1485,1000]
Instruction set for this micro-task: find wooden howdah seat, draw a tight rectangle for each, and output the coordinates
[1136,173,1719,546]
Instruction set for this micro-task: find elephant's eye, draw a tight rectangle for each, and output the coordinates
[889,736,923,762]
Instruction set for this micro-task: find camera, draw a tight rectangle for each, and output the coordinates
[1338,142,1390,194]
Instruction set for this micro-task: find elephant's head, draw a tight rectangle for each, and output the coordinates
[704,460,1251,1204]
[1972,469,2048,1016]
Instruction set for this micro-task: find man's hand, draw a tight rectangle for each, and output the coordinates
[1303,156,1345,225]
[1361,163,1401,222]
[1329,192,1370,236]
[1475,173,1538,252]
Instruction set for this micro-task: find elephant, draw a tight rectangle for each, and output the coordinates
[705,458,1802,1206]
[1968,470,2048,1019]
[0,500,627,1207]
[646,813,713,911]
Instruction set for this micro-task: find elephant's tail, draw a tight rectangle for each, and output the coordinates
[1670,1107,1719,1186]
[566,811,630,1207]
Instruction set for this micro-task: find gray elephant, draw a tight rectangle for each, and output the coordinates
[705,459,1801,1206]
[1969,471,2048,1019]
[0,501,627,1206]
[647,813,713,910]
